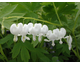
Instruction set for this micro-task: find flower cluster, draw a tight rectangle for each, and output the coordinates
[10,23,72,50]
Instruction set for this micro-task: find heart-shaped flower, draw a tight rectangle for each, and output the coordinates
[20,24,30,42]
[65,35,72,50]
[38,24,48,42]
[10,23,23,42]
[29,23,42,41]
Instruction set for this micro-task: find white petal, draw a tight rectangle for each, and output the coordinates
[33,35,36,41]
[44,39,51,42]
[46,30,52,37]
[65,35,72,50]
[1,25,4,34]
[53,29,59,39]
[21,36,26,43]
[13,35,18,42]
[25,36,30,40]
[52,40,55,46]
[69,45,72,50]
[59,28,66,38]
[38,35,42,42]
[20,24,28,36]
[34,23,41,34]
[17,23,23,33]
[59,39,63,44]
[41,25,48,35]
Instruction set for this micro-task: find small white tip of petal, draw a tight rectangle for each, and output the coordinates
[33,35,36,41]
[38,35,42,42]
[2,25,4,34]
[21,36,26,43]
[52,41,55,46]
[44,39,50,42]
[25,36,30,40]
[59,39,63,44]
[13,36,18,42]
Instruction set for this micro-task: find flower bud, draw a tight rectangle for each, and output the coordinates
[1,25,4,34]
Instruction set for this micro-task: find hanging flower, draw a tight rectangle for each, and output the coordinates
[38,25,48,42]
[27,23,33,35]
[29,23,42,41]
[44,30,57,46]
[20,24,30,42]
[10,23,23,42]
[53,28,66,44]
[65,35,72,50]
[45,28,66,46]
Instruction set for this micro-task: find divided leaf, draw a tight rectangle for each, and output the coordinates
[21,46,30,62]
[0,4,17,18]
[12,42,22,58]
[0,34,13,44]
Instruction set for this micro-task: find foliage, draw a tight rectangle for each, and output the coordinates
[0,2,80,62]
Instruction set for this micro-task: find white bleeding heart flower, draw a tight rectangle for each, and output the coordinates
[28,23,33,35]
[45,30,57,46]
[65,35,72,50]
[20,24,30,42]
[38,25,48,42]
[10,23,23,42]
[53,28,66,44]
[29,23,42,41]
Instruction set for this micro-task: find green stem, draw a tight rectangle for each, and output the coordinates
[53,2,62,26]
[72,11,80,59]
[72,32,79,58]
[40,36,44,48]
[0,44,8,61]
[3,16,61,26]
[64,39,80,59]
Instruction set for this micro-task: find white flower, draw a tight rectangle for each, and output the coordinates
[45,30,57,46]
[10,23,23,42]
[38,25,48,42]
[53,28,66,44]
[65,35,72,50]
[29,23,42,41]
[27,23,33,35]
[45,28,66,46]
[20,24,30,42]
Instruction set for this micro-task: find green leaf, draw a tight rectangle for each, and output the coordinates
[75,2,80,10]
[7,37,14,48]
[12,42,22,58]
[62,44,70,55]
[0,4,17,18]
[59,56,69,61]
[31,51,37,62]
[19,2,31,12]
[26,11,38,18]
[0,54,5,61]
[30,2,41,12]
[56,43,63,49]
[8,2,27,13]
[36,48,49,54]
[0,34,13,44]
[41,2,52,6]
[36,51,50,62]
[21,46,30,62]
[31,37,39,47]
[24,41,35,52]
[52,56,58,62]
[0,2,8,10]
[74,10,80,21]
